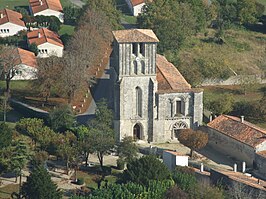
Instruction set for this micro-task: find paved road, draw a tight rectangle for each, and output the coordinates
[69,0,85,8]
[77,62,112,124]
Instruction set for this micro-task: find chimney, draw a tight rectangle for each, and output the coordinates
[233,163,237,172]
[38,32,41,38]
[242,162,246,173]
[0,13,3,18]
[200,163,204,172]
[39,0,43,6]
[209,112,213,122]
[241,116,244,123]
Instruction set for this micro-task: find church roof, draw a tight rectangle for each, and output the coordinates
[208,115,266,148]
[112,29,159,43]
[156,54,192,92]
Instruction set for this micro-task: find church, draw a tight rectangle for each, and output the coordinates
[110,29,203,143]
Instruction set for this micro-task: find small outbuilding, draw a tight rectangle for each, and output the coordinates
[163,150,188,171]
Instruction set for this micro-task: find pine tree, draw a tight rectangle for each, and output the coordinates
[22,166,62,199]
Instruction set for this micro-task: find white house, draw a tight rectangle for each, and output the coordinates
[27,28,64,58]
[163,150,189,171]
[29,0,64,23]
[0,9,27,37]
[125,0,151,16]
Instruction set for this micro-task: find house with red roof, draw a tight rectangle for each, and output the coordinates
[0,9,27,37]
[0,47,37,80]
[27,28,64,58]
[111,29,203,142]
[29,0,64,23]
[207,115,266,166]
[125,0,151,16]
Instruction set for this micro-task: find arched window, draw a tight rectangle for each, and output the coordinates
[172,121,188,139]
[136,87,142,117]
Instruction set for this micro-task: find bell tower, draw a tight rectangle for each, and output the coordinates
[111,29,159,142]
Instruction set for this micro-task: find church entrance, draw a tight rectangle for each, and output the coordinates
[172,121,188,139]
[133,124,141,140]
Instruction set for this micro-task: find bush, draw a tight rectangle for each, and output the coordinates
[123,155,171,186]
[76,178,84,185]
[116,158,125,170]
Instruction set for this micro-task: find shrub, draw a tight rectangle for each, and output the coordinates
[76,178,84,185]
[116,158,125,170]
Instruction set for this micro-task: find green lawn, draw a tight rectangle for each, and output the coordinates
[59,24,75,36]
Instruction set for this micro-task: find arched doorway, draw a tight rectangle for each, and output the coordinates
[133,124,141,140]
[172,121,188,139]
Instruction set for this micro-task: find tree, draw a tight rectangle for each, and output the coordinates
[0,45,21,97]
[117,136,138,163]
[22,166,62,199]
[209,94,235,115]
[28,43,38,56]
[123,155,171,186]
[49,105,75,132]
[178,129,208,157]
[55,131,78,174]
[36,56,64,102]
[88,99,114,170]
[0,122,13,149]
[63,5,81,25]
[236,0,257,25]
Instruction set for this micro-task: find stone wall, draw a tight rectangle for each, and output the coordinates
[255,153,266,178]
[202,126,255,166]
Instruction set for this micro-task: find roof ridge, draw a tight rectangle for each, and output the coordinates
[224,115,266,134]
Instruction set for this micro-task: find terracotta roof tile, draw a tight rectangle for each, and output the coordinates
[113,29,159,43]
[256,150,266,158]
[29,0,63,14]
[17,48,37,68]
[0,9,25,27]
[130,0,146,6]
[27,28,63,47]
[156,54,191,92]
[207,115,266,148]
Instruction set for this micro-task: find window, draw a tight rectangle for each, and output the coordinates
[45,49,48,53]
[136,87,142,117]
[132,43,138,56]
[141,61,145,74]
[133,61,137,74]
[140,43,145,55]
[176,101,182,115]
[7,29,9,33]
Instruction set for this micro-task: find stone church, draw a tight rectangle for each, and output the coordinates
[110,29,203,143]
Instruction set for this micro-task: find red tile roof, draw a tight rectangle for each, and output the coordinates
[156,54,192,92]
[0,9,25,27]
[17,48,37,68]
[130,0,146,6]
[208,115,266,148]
[27,28,63,47]
[29,0,63,14]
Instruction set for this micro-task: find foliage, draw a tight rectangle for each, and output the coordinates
[117,136,138,163]
[72,180,174,199]
[49,105,75,132]
[209,93,235,115]
[23,15,61,32]
[178,129,208,157]
[76,178,84,185]
[22,166,62,199]
[84,0,122,30]
[87,99,115,170]
[165,185,189,199]
[172,169,197,192]
[236,0,257,25]
[28,43,38,56]
[138,0,208,52]
[116,158,125,170]
[123,155,171,186]
[32,151,48,168]
[63,6,81,25]
[0,122,13,149]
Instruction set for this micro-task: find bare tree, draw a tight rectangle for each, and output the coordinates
[36,56,64,103]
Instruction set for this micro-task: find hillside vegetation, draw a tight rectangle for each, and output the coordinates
[175,28,266,85]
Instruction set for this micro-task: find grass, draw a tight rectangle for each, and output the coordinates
[59,24,75,36]
[0,184,19,199]
[257,0,266,14]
